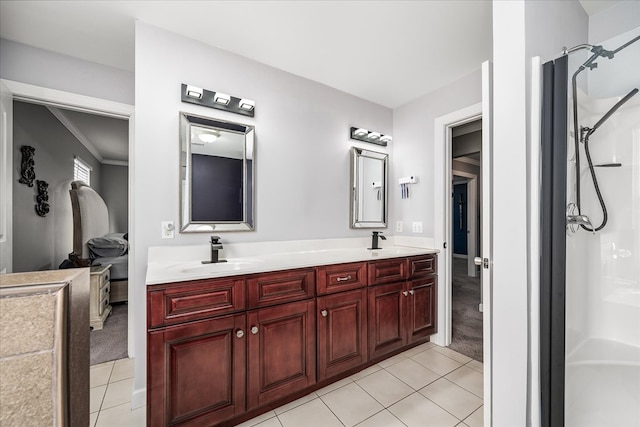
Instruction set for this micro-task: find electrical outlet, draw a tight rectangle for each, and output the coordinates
[161,221,175,239]
[396,221,403,233]
[412,221,423,233]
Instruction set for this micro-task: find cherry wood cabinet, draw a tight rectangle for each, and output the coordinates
[147,254,437,427]
[368,255,438,359]
[247,299,316,408]
[147,314,246,427]
[317,288,368,380]
[407,276,437,343]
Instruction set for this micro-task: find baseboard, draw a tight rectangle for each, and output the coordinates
[131,387,146,410]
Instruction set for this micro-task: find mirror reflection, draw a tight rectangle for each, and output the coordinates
[350,147,388,228]
[180,112,254,232]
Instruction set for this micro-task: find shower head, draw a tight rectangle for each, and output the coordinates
[591,88,639,134]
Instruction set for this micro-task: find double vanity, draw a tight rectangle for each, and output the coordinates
[146,241,438,427]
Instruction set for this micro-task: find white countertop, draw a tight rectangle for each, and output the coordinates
[146,237,438,285]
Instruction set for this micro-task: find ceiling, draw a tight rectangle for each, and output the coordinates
[0,1,615,162]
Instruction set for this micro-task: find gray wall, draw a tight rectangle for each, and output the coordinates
[133,21,393,397]
[452,130,481,158]
[391,70,482,237]
[101,164,128,233]
[0,39,134,106]
[12,101,102,272]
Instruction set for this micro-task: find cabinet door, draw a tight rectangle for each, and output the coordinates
[368,282,406,359]
[247,299,316,409]
[407,276,438,343]
[147,314,246,427]
[317,289,367,381]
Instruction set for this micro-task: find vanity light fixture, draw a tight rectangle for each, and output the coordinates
[186,85,203,99]
[239,98,255,111]
[350,127,391,147]
[213,92,231,105]
[180,83,255,117]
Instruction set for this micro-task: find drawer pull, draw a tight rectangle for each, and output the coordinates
[402,291,409,297]
[251,326,259,335]
[321,309,328,317]
[336,275,352,282]
[409,290,415,295]
[236,329,244,338]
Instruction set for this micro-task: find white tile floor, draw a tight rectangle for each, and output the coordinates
[89,342,483,427]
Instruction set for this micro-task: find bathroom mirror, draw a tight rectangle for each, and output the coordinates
[350,147,388,228]
[179,112,255,232]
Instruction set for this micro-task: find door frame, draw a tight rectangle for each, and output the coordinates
[433,101,482,349]
[0,79,136,357]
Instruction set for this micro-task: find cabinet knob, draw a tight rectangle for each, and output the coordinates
[402,291,409,297]
[251,326,259,335]
[409,290,415,295]
[236,330,244,338]
[321,309,328,317]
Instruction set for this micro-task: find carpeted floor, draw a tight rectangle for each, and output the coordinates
[449,257,483,362]
[90,303,128,365]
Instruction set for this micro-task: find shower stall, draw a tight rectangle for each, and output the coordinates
[541,29,640,426]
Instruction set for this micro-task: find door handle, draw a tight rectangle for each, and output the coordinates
[474,257,489,269]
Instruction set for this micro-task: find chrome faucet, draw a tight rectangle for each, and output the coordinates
[202,236,227,264]
[369,231,387,250]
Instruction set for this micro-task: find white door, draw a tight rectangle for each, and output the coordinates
[480,60,493,427]
[0,80,12,274]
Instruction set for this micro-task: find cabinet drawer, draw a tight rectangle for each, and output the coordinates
[368,258,407,286]
[147,278,245,328]
[98,295,109,316]
[247,269,315,308]
[317,262,367,295]
[100,281,110,301]
[408,254,437,278]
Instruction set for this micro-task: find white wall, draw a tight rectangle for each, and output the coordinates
[391,70,482,238]
[0,39,134,106]
[133,21,392,401]
[588,1,640,44]
[492,0,588,424]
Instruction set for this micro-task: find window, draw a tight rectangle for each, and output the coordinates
[73,156,92,185]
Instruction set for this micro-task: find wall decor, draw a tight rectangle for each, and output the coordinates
[35,180,50,217]
[19,145,36,187]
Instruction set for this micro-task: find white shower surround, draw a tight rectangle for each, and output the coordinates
[564,29,640,426]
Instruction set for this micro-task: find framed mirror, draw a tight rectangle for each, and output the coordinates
[179,112,255,232]
[350,147,388,228]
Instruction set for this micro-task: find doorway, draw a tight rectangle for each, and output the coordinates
[449,120,482,361]
[1,79,135,362]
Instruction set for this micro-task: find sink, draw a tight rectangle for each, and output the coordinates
[167,258,265,274]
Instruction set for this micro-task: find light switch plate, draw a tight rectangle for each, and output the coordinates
[412,221,423,233]
[396,221,403,233]
[161,221,175,239]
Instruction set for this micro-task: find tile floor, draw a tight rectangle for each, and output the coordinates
[89,342,483,427]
